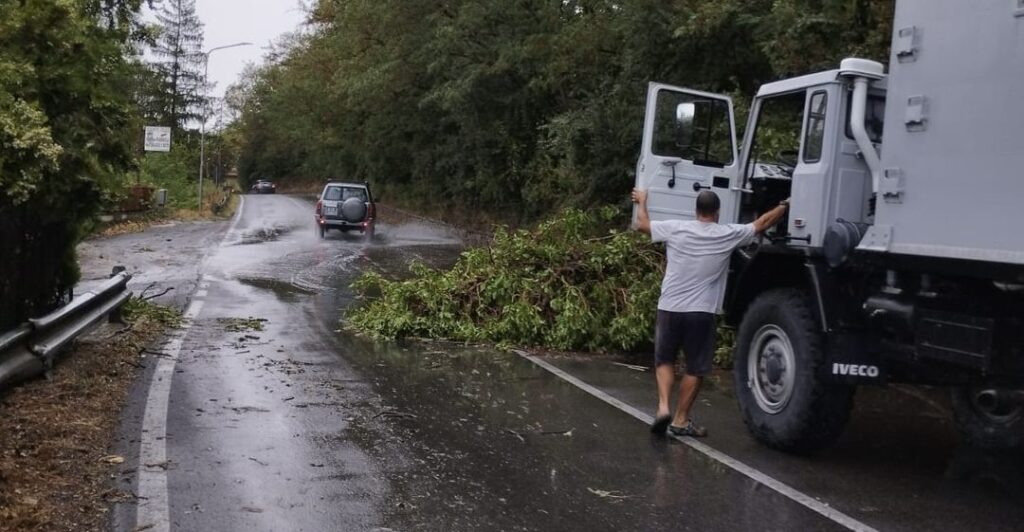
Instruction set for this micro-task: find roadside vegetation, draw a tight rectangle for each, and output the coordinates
[1,0,241,329]
[0,299,181,530]
[0,1,144,330]
[350,208,660,351]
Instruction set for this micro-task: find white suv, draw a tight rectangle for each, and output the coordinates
[315,181,375,239]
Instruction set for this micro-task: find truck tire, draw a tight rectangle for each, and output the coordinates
[733,289,854,453]
[951,385,1024,450]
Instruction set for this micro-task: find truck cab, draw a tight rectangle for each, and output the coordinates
[636,60,885,248]
[635,0,1024,453]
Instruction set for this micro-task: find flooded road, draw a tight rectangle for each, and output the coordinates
[80,194,1024,531]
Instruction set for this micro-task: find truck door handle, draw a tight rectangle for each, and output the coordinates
[692,181,711,192]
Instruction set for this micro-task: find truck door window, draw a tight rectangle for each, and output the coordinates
[803,91,828,163]
[744,91,807,183]
[652,90,733,167]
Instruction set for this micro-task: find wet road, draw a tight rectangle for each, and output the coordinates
[79,194,1024,531]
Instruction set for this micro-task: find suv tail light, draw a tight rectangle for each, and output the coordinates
[367,203,376,220]
[315,200,322,216]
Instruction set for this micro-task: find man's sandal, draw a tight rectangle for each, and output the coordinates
[668,420,708,438]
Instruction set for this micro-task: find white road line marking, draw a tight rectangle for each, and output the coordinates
[136,299,204,532]
[516,351,879,532]
[136,198,242,530]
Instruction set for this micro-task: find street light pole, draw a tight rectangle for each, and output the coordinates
[199,42,252,212]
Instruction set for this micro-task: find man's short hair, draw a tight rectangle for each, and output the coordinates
[696,191,721,217]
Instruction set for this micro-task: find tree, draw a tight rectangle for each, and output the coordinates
[0,0,146,329]
[150,0,206,131]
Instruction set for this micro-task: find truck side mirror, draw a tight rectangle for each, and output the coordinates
[675,102,696,149]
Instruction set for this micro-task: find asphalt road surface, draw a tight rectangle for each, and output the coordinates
[77,194,1024,531]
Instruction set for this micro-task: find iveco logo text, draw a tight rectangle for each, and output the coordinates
[832,363,880,377]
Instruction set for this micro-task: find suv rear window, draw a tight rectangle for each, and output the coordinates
[324,186,367,202]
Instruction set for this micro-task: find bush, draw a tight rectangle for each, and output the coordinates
[348,207,665,351]
[134,146,200,210]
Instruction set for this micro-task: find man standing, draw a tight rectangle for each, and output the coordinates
[632,188,788,437]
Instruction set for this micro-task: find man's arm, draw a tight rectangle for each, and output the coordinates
[752,199,790,234]
[631,188,651,235]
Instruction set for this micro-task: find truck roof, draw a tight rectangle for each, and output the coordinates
[757,69,887,98]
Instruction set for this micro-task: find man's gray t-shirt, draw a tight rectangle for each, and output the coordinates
[650,220,756,314]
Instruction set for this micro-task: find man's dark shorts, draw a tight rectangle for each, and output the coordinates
[655,310,716,376]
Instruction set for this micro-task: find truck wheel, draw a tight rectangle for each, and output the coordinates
[734,289,854,453]
[951,385,1024,450]
[317,225,325,239]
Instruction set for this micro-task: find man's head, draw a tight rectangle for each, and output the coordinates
[695,190,721,221]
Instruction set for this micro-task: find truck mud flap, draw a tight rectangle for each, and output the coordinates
[827,332,886,383]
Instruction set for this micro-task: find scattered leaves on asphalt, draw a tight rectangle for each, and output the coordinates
[218,317,268,333]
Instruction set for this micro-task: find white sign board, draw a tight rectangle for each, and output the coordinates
[144,126,172,152]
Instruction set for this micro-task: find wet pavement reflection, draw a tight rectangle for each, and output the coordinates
[91,194,1024,531]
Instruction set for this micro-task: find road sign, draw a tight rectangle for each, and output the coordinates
[144,126,172,152]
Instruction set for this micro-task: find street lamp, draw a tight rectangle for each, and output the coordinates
[199,42,253,212]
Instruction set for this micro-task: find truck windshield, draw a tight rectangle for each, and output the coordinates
[845,94,885,144]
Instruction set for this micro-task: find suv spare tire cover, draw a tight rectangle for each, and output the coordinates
[341,197,367,222]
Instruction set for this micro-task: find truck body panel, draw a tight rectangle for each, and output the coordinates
[860,0,1024,266]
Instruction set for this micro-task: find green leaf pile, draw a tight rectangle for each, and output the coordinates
[348,207,664,352]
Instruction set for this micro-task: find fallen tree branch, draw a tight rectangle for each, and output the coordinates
[140,287,174,301]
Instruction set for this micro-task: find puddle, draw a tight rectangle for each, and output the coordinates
[239,224,293,244]
[238,275,317,301]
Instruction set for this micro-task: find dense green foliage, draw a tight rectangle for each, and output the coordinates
[234,0,893,221]
[349,208,664,351]
[0,0,146,329]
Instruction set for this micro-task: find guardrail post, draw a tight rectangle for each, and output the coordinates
[108,266,128,324]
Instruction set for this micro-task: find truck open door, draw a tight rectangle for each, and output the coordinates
[633,83,741,224]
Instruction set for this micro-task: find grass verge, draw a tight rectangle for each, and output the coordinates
[0,299,181,531]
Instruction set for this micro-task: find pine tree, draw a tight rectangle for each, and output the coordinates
[151,0,206,131]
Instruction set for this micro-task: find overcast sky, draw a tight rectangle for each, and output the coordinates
[165,0,307,100]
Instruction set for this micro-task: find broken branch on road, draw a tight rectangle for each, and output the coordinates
[139,287,175,301]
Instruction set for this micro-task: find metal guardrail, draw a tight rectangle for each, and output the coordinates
[0,268,133,392]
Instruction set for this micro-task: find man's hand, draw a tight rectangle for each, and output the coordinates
[752,198,790,234]
[631,188,651,235]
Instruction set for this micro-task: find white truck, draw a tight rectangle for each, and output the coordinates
[634,0,1024,452]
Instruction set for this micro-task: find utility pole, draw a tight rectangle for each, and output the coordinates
[199,42,252,211]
